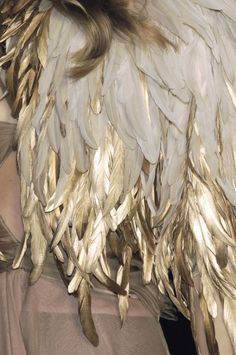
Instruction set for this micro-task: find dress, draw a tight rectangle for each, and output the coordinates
[0,125,169,355]
[0,121,170,354]
[1,1,236,354]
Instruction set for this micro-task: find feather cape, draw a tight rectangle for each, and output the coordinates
[1,0,236,352]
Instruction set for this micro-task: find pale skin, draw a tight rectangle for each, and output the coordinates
[0,86,234,355]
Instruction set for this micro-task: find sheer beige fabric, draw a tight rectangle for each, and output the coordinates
[0,214,169,355]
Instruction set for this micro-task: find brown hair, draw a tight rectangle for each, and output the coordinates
[52,0,169,78]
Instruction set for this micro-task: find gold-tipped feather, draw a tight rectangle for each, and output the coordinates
[78,278,99,347]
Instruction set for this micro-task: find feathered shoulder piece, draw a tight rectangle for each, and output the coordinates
[1,0,236,351]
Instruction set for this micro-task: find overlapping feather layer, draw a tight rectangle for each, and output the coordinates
[1,0,236,351]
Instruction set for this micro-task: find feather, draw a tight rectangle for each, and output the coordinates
[78,279,99,347]
[68,270,82,294]
[29,211,48,284]
[84,212,109,273]
[0,251,7,262]
[223,296,236,350]
[16,13,46,56]
[36,11,50,69]
[117,245,132,324]
[199,289,220,355]
[103,131,124,216]
[93,262,127,296]
[12,232,30,269]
